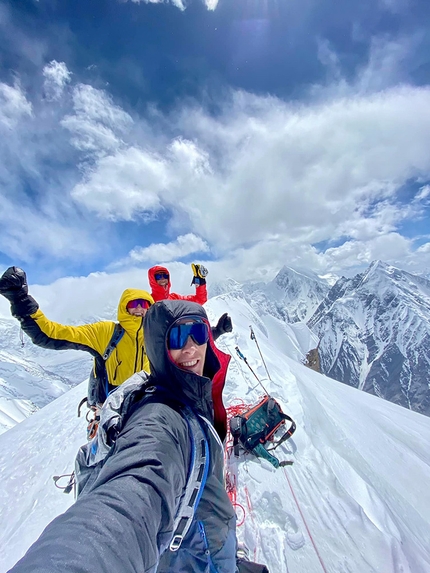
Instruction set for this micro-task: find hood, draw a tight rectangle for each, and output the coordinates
[117,288,154,334]
[148,265,171,302]
[143,300,224,423]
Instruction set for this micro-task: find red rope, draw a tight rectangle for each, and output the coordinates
[283,469,328,573]
[224,400,254,527]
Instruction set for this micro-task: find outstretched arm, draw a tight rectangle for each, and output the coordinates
[9,402,191,573]
[0,266,110,354]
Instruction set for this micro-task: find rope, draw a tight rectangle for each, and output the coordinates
[283,468,328,573]
[225,402,252,527]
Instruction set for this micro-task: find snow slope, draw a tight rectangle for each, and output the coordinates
[1,296,430,572]
[0,318,96,435]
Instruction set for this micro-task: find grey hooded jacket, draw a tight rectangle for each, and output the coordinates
[8,300,237,573]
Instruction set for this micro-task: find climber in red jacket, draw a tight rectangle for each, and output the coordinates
[148,263,208,305]
[148,263,233,340]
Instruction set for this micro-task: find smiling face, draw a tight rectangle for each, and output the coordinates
[168,318,209,376]
[127,304,148,318]
[126,299,151,318]
[170,337,207,376]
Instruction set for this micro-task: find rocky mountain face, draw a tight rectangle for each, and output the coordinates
[307,261,430,416]
[211,266,332,324]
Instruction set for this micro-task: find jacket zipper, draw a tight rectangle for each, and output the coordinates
[198,521,218,572]
[134,319,143,373]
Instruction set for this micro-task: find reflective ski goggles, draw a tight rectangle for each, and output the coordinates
[154,272,169,281]
[168,319,209,350]
[126,299,151,310]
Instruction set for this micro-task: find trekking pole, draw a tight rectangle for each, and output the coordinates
[235,346,269,396]
[249,326,272,381]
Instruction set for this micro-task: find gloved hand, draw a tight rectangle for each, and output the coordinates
[0,266,39,317]
[191,263,208,286]
[211,312,233,341]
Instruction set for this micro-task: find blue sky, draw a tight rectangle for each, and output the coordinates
[1,0,430,293]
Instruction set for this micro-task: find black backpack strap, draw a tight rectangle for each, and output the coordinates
[237,560,270,573]
[267,413,296,451]
[102,323,125,360]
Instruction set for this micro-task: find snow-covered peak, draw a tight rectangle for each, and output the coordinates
[0,317,92,435]
[211,267,332,323]
[308,261,430,416]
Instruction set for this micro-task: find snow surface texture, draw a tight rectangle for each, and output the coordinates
[1,295,430,572]
[0,318,97,435]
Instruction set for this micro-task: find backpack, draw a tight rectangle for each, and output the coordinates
[78,322,126,427]
[89,322,125,407]
[229,396,296,468]
[75,371,210,552]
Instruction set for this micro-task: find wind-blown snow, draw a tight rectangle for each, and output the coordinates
[1,295,430,572]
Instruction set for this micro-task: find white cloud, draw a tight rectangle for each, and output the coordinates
[315,35,421,99]
[416,242,430,254]
[415,185,430,202]
[127,233,210,264]
[67,84,430,263]
[2,45,430,281]
[0,195,95,263]
[61,84,133,156]
[43,60,72,101]
[71,146,167,219]
[126,0,218,10]
[129,0,186,11]
[203,0,219,10]
[322,233,412,269]
[0,82,32,128]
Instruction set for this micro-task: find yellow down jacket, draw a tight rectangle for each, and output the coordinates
[20,288,154,404]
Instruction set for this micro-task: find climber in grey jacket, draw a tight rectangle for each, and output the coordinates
[8,300,236,573]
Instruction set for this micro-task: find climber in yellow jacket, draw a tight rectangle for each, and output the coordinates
[0,267,154,407]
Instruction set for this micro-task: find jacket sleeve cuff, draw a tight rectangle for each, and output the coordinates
[11,295,39,317]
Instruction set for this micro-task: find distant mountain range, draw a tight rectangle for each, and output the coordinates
[308,260,430,417]
[210,265,334,323]
[212,260,430,416]
[1,259,429,435]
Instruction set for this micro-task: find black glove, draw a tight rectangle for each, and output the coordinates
[191,263,208,286]
[211,312,233,341]
[0,266,39,317]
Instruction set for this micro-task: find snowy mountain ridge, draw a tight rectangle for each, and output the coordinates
[308,260,430,416]
[2,259,430,435]
[211,265,333,323]
[1,294,430,572]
